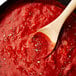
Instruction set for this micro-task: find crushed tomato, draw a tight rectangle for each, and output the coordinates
[0,0,76,76]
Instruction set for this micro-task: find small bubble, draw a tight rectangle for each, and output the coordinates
[10,27,12,30]
[40,73,42,75]
[25,22,27,25]
[37,61,40,63]
[35,44,37,46]
[49,55,51,58]
[64,61,67,64]
[68,55,71,58]
[21,47,24,51]
[35,49,38,52]
[3,34,6,37]
[29,12,32,16]
[4,37,7,42]
[23,18,25,21]
[68,25,71,28]
[70,43,72,45]
[61,67,65,70]
[62,40,68,46]
[68,61,71,64]
[69,48,74,51]
[8,34,12,37]
[3,58,6,60]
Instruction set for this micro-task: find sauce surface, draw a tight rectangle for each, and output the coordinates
[0,0,76,76]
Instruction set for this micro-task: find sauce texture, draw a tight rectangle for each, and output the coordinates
[0,0,76,76]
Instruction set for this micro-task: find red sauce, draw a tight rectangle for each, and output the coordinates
[0,0,76,76]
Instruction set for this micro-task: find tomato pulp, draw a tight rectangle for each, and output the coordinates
[0,0,76,76]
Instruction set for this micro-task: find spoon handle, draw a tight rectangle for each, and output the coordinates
[38,0,76,43]
[57,0,76,24]
[49,0,76,43]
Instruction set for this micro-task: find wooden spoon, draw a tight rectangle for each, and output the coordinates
[36,0,76,53]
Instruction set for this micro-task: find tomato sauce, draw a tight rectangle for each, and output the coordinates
[0,0,76,76]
